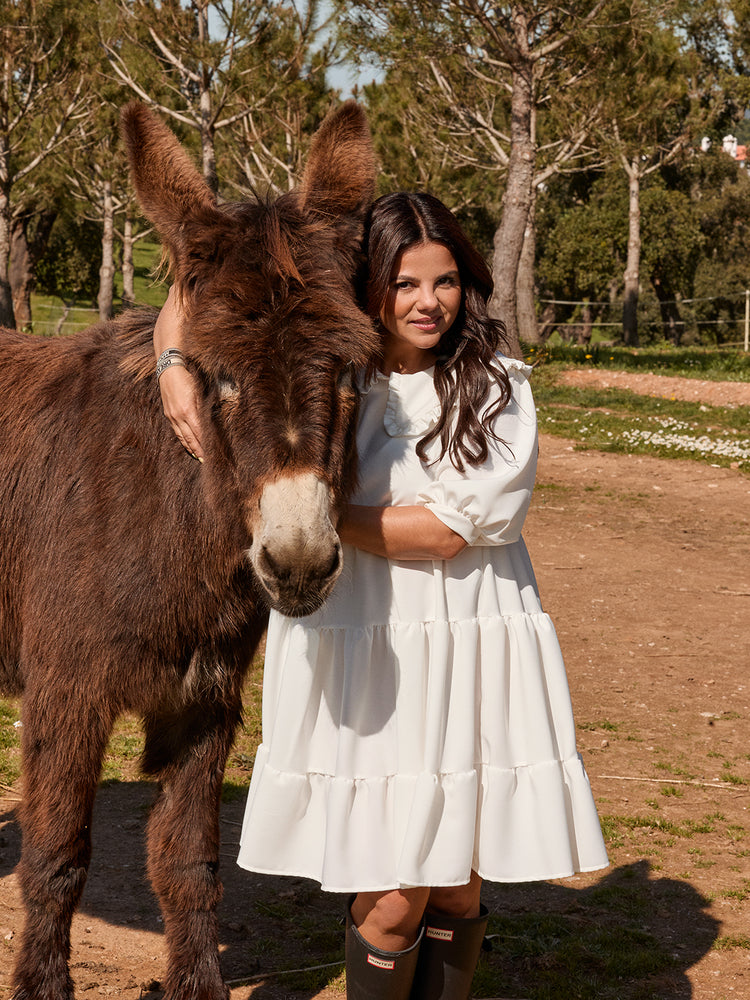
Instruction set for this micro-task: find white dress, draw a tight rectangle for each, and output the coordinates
[238,357,608,892]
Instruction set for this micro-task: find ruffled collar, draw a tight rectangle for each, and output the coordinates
[356,355,530,439]
[357,367,440,438]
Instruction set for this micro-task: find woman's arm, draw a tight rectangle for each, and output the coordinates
[338,504,467,560]
[154,287,205,460]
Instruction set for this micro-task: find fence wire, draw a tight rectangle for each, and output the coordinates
[538,291,749,347]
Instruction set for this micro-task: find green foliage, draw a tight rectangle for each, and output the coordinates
[0,698,21,787]
[35,216,102,304]
[532,342,750,380]
[536,169,627,300]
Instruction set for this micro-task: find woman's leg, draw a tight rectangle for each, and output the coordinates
[346,888,430,999]
[411,872,488,1000]
[426,870,483,918]
[351,886,430,951]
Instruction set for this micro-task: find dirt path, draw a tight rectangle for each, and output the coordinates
[1,371,748,999]
[557,365,750,407]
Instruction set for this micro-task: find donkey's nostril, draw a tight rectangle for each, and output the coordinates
[260,545,284,580]
[324,544,342,580]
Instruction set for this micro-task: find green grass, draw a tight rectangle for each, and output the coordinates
[29,240,166,337]
[578,719,619,733]
[0,697,21,786]
[526,342,750,381]
[532,379,750,471]
[713,934,750,950]
[601,813,719,839]
[472,872,704,1000]
[100,717,146,784]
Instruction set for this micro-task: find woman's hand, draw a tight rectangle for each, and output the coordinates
[154,287,205,460]
[158,363,205,461]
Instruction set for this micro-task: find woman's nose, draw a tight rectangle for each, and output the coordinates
[416,284,438,309]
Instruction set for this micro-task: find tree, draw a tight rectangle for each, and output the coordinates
[535,169,627,343]
[342,1,613,357]
[0,0,92,328]
[9,196,58,331]
[102,0,343,196]
[35,212,102,331]
[593,0,733,344]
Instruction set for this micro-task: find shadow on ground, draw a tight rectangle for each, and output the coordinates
[0,783,719,1000]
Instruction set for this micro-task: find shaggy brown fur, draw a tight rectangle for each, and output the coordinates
[0,101,378,1000]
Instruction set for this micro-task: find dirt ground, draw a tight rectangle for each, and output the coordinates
[556,366,750,407]
[1,369,748,999]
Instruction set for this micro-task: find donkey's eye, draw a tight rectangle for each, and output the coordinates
[218,376,239,402]
[337,363,356,391]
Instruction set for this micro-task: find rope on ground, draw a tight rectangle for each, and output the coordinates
[225,959,344,987]
[597,774,741,789]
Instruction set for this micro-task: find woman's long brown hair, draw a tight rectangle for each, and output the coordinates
[364,192,512,471]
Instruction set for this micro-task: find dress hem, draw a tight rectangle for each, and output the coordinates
[234,859,610,895]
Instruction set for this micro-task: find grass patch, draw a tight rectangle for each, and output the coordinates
[601,813,718,840]
[713,934,750,950]
[0,697,22,787]
[579,719,619,733]
[527,342,750,381]
[101,715,146,784]
[477,909,679,998]
[29,240,166,337]
[532,381,750,471]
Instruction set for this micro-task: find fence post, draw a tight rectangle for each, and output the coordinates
[745,290,749,352]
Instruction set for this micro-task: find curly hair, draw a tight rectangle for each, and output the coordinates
[363,192,512,471]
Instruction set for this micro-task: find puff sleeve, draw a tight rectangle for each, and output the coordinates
[417,360,538,547]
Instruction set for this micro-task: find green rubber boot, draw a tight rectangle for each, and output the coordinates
[409,904,489,1000]
[345,900,424,999]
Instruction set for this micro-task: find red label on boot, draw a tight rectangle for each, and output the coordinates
[367,954,396,970]
[426,926,454,942]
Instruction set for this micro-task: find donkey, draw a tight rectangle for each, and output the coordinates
[0,100,378,1000]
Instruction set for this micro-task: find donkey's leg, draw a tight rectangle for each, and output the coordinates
[143,669,245,1000]
[12,682,115,1000]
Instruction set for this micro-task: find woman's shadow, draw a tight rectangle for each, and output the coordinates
[1,789,720,999]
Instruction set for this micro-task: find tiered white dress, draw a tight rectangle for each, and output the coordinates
[238,357,608,892]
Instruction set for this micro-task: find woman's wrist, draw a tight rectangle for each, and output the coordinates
[154,286,185,358]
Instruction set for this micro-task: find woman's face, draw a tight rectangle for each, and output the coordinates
[378,241,462,374]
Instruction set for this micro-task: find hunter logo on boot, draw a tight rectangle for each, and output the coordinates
[366,953,396,970]
[425,926,455,942]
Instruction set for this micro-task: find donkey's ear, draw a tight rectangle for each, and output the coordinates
[120,102,221,253]
[299,101,376,220]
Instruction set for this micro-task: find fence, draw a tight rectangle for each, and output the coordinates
[538,291,750,351]
[31,302,101,337]
[26,292,750,352]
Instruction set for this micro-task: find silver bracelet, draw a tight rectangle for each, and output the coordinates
[156,348,186,380]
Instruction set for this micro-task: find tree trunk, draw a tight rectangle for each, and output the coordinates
[516,193,539,347]
[121,213,135,308]
[10,219,33,331]
[197,0,218,193]
[10,209,57,331]
[98,179,116,322]
[489,59,535,361]
[622,160,641,347]
[575,302,594,345]
[652,274,683,344]
[537,301,557,343]
[0,189,15,329]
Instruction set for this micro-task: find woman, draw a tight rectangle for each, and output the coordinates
[154,192,608,999]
